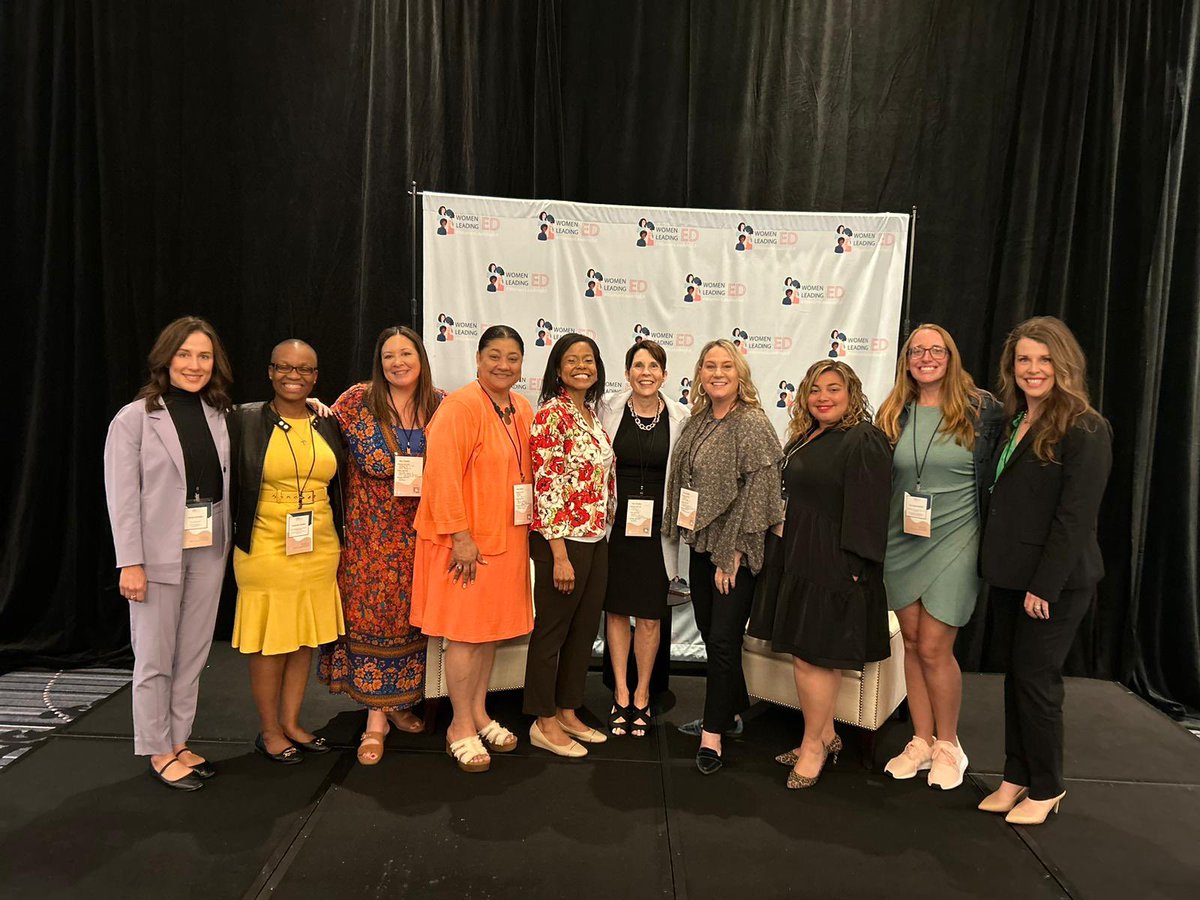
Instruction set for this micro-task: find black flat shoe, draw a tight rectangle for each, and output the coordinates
[288,735,330,754]
[696,747,723,775]
[255,733,303,765]
[150,755,205,792]
[178,747,216,779]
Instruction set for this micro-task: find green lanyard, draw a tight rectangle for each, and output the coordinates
[993,412,1026,486]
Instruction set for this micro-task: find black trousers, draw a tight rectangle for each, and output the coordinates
[523,535,609,717]
[988,585,1093,800]
[690,551,754,734]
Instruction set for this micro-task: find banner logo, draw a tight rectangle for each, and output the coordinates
[732,325,793,353]
[677,377,692,405]
[782,276,845,305]
[436,206,457,236]
[774,380,797,410]
[541,210,599,239]
[683,274,703,303]
[634,324,692,349]
[435,313,456,342]
[834,225,854,254]
[828,327,890,355]
[536,211,556,241]
[735,222,755,252]
[632,323,651,342]
[486,263,506,292]
[635,218,656,247]
[534,318,555,348]
[434,312,479,340]
[584,268,605,298]
[484,261,548,292]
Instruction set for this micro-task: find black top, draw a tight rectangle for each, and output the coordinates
[612,403,670,491]
[164,385,223,503]
[980,414,1112,602]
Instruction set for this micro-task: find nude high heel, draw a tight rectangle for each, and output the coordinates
[977,784,1028,813]
[1005,791,1066,825]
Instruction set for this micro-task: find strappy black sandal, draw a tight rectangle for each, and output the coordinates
[608,701,631,737]
[630,704,654,738]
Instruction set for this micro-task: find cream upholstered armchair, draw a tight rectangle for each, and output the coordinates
[741,611,907,761]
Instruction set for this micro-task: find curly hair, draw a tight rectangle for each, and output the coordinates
[787,359,872,441]
[876,323,987,449]
[689,339,761,414]
[996,316,1101,463]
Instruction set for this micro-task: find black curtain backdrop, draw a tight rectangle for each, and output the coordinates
[3,2,1197,717]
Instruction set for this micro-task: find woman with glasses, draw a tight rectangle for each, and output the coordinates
[318,326,443,765]
[876,326,1004,790]
[230,340,347,763]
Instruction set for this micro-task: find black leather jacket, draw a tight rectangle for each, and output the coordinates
[896,392,1005,518]
[229,402,347,554]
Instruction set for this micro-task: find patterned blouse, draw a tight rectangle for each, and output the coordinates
[530,391,617,540]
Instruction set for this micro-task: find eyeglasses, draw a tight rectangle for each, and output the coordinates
[270,363,318,376]
[908,346,948,360]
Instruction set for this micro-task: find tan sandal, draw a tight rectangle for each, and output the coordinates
[386,709,425,734]
[447,734,491,773]
[357,730,387,766]
[478,719,517,753]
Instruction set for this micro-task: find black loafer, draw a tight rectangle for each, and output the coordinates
[289,735,330,754]
[150,756,205,791]
[178,747,216,779]
[696,747,724,775]
[255,733,304,765]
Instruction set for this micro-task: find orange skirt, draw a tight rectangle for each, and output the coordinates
[411,526,533,643]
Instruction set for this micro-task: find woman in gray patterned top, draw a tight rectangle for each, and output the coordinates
[663,339,783,774]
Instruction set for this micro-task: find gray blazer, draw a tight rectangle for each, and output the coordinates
[104,396,232,585]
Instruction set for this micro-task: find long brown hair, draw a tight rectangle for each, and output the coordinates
[689,339,761,415]
[996,316,1101,462]
[787,359,872,442]
[365,326,440,428]
[136,316,233,412]
[877,323,986,449]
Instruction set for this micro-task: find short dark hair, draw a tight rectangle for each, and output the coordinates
[625,339,666,371]
[539,333,605,406]
[136,316,233,412]
[478,324,524,354]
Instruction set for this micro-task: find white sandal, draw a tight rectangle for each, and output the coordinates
[478,719,518,753]
[447,734,491,773]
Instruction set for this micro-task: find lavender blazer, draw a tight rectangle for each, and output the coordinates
[104,396,232,585]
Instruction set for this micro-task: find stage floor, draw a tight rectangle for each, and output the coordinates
[0,644,1197,899]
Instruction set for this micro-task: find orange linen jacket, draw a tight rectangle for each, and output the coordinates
[414,383,533,556]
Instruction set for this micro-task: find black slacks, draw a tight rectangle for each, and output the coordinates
[524,535,609,717]
[690,551,754,734]
[988,585,1093,800]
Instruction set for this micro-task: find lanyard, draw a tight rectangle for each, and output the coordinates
[480,384,524,480]
[273,405,318,509]
[386,392,426,457]
[992,412,1026,488]
[910,404,945,491]
[627,398,663,495]
[685,414,724,488]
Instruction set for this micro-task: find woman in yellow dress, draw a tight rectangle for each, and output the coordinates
[231,339,346,762]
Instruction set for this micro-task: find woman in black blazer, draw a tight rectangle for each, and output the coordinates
[979,316,1112,825]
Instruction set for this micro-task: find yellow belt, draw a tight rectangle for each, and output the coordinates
[266,487,328,505]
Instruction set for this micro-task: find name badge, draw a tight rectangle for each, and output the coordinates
[903,491,933,538]
[393,455,424,497]
[625,498,654,537]
[677,488,699,530]
[182,500,214,549]
[285,510,315,555]
[513,483,533,526]
[770,520,785,538]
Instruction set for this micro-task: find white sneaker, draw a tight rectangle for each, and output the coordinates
[884,736,934,779]
[927,740,968,790]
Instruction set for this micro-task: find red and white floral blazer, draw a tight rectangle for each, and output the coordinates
[530,392,616,540]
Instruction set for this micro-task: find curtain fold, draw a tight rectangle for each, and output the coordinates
[2,1,1197,717]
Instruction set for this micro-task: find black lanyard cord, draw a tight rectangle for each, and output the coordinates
[910,403,945,491]
[273,405,318,509]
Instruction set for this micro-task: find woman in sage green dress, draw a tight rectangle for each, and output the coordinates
[876,325,1003,791]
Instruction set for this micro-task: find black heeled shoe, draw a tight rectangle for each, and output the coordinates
[149,755,205,792]
[696,747,723,775]
[608,701,631,737]
[254,733,303,765]
[177,746,216,779]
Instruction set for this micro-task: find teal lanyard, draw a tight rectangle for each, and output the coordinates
[993,412,1026,486]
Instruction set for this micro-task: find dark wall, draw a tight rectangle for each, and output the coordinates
[2,1,1197,716]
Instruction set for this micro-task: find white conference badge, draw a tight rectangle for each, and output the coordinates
[677,488,699,530]
[393,455,424,497]
[182,500,214,549]
[513,483,533,526]
[902,491,933,538]
[285,510,315,555]
[625,498,654,537]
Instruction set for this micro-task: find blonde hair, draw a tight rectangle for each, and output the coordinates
[689,339,761,414]
[996,316,1100,463]
[787,359,872,441]
[877,323,986,449]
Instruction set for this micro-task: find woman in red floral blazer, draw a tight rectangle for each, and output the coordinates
[524,333,616,757]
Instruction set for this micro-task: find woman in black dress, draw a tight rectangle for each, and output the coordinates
[598,341,689,736]
[758,359,892,789]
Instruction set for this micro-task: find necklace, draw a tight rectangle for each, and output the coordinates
[627,396,663,431]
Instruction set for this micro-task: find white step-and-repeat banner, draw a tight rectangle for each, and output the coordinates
[422,191,910,659]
